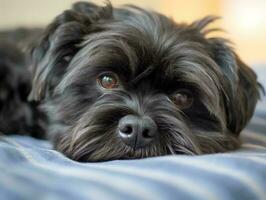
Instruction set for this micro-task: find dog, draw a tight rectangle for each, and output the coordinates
[0,1,263,162]
[0,28,46,138]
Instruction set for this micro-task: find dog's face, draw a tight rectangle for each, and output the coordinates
[29,2,262,161]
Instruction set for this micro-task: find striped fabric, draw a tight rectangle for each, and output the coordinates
[0,67,265,200]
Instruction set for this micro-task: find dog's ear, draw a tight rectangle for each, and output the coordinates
[29,2,113,101]
[191,16,263,135]
[225,54,263,134]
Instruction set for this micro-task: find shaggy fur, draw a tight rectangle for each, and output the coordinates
[1,2,264,161]
[0,28,45,138]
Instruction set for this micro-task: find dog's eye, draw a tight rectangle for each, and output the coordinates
[173,89,193,109]
[97,72,118,89]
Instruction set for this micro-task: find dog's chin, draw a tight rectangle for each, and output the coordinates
[54,132,189,162]
[54,126,240,162]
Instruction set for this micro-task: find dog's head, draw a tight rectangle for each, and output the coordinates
[29,2,263,161]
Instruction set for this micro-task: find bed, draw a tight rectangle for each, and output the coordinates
[0,66,265,200]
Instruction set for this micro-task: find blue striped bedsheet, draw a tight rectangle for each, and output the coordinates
[0,67,265,200]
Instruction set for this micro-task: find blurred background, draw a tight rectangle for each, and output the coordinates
[0,0,265,66]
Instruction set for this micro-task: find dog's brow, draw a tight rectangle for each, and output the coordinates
[130,65,155,85]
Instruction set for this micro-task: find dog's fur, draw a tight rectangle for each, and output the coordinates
[0,2,263,161]
[0,28,46,138]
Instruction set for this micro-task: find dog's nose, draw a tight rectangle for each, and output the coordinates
[118,115,157,149]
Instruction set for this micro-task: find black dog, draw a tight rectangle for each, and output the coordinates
[0,28,45,138]
[1,2,263,161]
